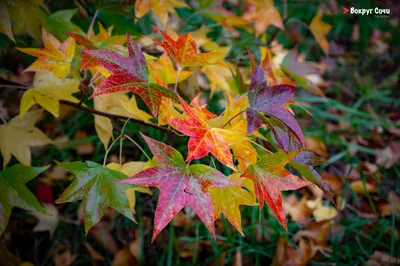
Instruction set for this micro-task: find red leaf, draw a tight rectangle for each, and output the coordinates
[170,97,235,170]
[119,135,238,242]
[84,34,177,116]
[241,151,311,230]
[152,26,219,67]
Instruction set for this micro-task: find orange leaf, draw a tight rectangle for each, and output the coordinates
[18,28,75,79]
[152,26,219,67]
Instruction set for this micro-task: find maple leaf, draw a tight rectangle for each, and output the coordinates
[0,109,53,168]
[209,173,257,235]
[119,134,239,242]
[55,161,138,233]
[17,28,75,79]
[67,23,126,70]
[152,26,219,67]
[201,63,235,96]
[241,151,311,230]
[20,73,80,118]
[219,95,258,170]
[0,164,49,236]
[134,0,188,26]
[0,2,14,42]
[242,0,284,36]
[0,0,46,41]
[246,66,305,146]
[201,7,250,35]
[85,33,178,116]
[280,50,324,97]
[28,203,59,238]
[44,9,85,41]
[170,97,236,170]
[290,148,333,203]
[147,53,193,86]
[106,162,153,213]
[309,9,332,56]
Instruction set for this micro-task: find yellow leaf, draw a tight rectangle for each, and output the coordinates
[135,0,188,26]
[20,72,80,118]
[106,162,152,212]
[201,63,234,96]
[0,109,53,168]
[0,2,14,42]
[158,98,182,126]
[306,198,338,222]
[7,0,45,40]
[148,53,193,85]
[242,0,284,36]
[309,9,332,56]
[350,180,377,195]
[94,93,153,148]
[209,173,257,235]
[18,28,75,78]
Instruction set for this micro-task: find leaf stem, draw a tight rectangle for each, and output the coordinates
[123,134,151,161]
[174,65,182,93]
[221,110,245,129]
[87,10,99,39]
[0,114,6,124]
[103,135,123,167]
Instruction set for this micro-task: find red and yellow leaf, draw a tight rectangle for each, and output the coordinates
[18,28,75,79]
[241,151,311,230]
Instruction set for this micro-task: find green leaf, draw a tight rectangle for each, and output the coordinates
[55,161,136,233]
[44,9,84,41]
[0,164,49,236]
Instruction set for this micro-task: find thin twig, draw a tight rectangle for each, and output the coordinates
[0,78,172,133]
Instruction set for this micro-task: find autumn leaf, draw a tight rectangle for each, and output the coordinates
[170,97,236,170]
[0,109,53,168]
[152,26,219,67]
[20,73,80,118]
[241,151,311,230]
[134,0,188,26]
[209,173,257,235]
[280,50,325,97]
[0,2,14,42]
[17,28,75,79]
[147,53,193,86]
[44,9,85,41]
[85,33,178,116]
[246,66,305,146]
[119,134,239,242]
[218,95,258,170]
[0,164,49,236]
[200,7,250,35]
[309,9,332,56]
[242,0,284,36]
[55,161,137,233]
[67,23,126,70]
[0,0,46,41]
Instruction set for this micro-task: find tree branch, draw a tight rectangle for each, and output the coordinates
[0,77,173,134]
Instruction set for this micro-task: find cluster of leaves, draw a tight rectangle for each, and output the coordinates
[0,0,335,243]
